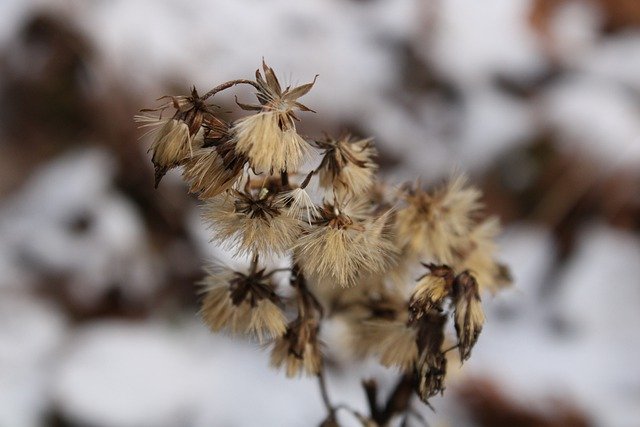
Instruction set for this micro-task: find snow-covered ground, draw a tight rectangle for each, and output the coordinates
[1,0,640,426]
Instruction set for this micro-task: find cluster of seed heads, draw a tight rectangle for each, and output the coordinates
[136,61,510,425]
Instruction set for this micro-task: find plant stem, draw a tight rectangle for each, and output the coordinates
[317,369,336,420]
[250,252,259,275]
[202,79,260,100]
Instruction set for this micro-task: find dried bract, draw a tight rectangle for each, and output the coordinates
[414,310,448,402]
[452,271,484,362]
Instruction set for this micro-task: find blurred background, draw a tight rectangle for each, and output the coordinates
[1,0,639,426]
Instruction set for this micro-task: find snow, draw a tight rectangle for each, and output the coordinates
[540,76,640,170]
[467,224,640,426]
[425,0,546,87]
[0,148,162,305]
[0,294,67,427]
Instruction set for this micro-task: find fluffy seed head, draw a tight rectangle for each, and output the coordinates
[294,206,397,287]
[232,112,309,174]
[183,143,246,199]
[456,217,512,293]
[270,318,322,377]
[199,267,287,343]
[317,136,378,197]
[202,190,302,258]
[395,175,483,264]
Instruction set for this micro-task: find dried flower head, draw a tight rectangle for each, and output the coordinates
[135,88,215,186]
[295,202,397,287]
[270,317,322,377]
[316,136,378,197]
[452,271,484,362]
[202,188,302,258]
[182,130,247,200]
[395,175,482,264]
[232,61,316,174]
[200,266,287,343]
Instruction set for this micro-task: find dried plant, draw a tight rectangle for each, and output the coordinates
[137,61,511,426]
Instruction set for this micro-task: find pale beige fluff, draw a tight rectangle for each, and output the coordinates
[202,194,302,258]
[295,215,396,287]
[276,188,319,225]
[296,208,397,287]
[248,300,288,343]
[411,275,450,310]
[233,112,308,173]
[295,227,365,287]
[199,270,286,343]
[457,217,510,293]
[183,148,241,199]
[270,338,322,378]
[352,320,418,371]
[135,116,195,168]
[395,175,482,264]
[319,138,377,197]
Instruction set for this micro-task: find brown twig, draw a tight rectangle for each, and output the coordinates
[202,79,260,100]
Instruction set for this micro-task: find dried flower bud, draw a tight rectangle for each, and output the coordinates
[232,61,316,174]
[200,266,287,343]
[409,264,455,321]
[203,189,302,258]
[452,271,484,362]
[414,310,448,402]
[270,317,322,377]
[316,136,378,197]
[136,88,215,186]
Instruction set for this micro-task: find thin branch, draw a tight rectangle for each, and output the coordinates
[281,171,289,187]
[202,79,260,100]
[317,370,336,420]
[379,373,414,425]
[249,252,259,275]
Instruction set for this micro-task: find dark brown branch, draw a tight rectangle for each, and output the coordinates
[364,373,415,425]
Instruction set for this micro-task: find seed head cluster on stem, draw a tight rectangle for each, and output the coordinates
[137,60,511,426]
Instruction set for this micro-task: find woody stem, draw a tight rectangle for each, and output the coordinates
[202,79,260,100]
